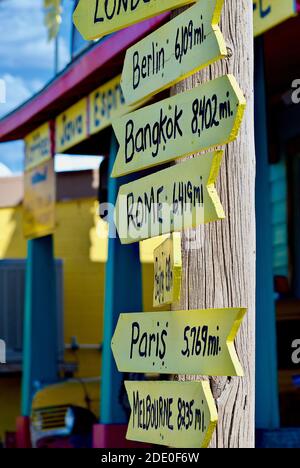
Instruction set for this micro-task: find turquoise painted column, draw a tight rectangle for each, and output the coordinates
[22,235,58,417]
[100,134,142,425]
[254,37,280,429]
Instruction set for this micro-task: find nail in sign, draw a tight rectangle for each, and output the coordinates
[112,74,246,178]
[153,233,182,307]
[73,0,196,41]
[121,0,227,105]
[111,308,246,376]
[125,381,218,448]
[114,151,225,245]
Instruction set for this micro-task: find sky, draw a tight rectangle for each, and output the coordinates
[0,0,74,174]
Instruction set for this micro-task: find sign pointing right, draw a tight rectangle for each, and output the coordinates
[112,308,247,376]
[121,0,227,105]
[112,74,246,178]
[125,381,218,448]
[114,151,225,245]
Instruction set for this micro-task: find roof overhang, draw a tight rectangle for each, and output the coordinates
[0,14,168,143]
[1,5,300,144]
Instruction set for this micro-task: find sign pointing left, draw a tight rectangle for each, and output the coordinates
[112,308,246,376]
[112,74,245,178]
[125,381,218,448]
[73,0,196,41]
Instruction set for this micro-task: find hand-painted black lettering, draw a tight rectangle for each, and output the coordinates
[132,43,165,90]
[191,90,234,137]
[131,391,174,431]
[126,186,164,231]
[124,105,183,163]
[94,0,152,25]
[172,177,204,215]
[175,18,206,64]
[130,322,140,359]
[128,321,168,361]
[181,325,221,358]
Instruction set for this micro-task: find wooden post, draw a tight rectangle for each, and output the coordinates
[172,0,256,448]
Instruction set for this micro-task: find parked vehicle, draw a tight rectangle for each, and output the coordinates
[30,378,100,448]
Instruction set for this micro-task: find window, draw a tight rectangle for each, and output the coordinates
[0,260,64,369]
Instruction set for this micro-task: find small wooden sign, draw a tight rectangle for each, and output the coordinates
[253,0,296,37]
[25,123,52,171]
[121,0,227,105]
[153,233,182,307]
[73,0,196,41]
[89,75,142,136]
[125,381,218,448]
[112,74,245,178]
[55,98,88,153]
[114,151,225,245]
[23,158,56,239]
[112,308,246,376]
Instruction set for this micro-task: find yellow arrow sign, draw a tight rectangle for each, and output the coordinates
[253,0,297,37]
[73,0,196,41]
[114,151,225,245]
[125,381,218,448]
[121,0,227,106]
[112,74,245,178]
[153,233,182,307]
[112,308,246,376]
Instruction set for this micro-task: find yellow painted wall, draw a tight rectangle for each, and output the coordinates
[55,199,107,379]
[0,206,27,258]
[0,197,158,440]
[0,207,27,441]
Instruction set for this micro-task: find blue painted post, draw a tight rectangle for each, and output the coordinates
[100,134,142,426]
[22,235,58,417]
[254,37,280,429]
